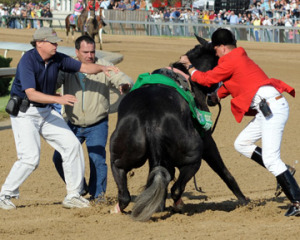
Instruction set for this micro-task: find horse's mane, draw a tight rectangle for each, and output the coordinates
[184,40,219,111]
[149,39,218,112]
[170,62,190,75]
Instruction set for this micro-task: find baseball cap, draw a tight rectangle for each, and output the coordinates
[211,28,236,47]
[33,27,62,43]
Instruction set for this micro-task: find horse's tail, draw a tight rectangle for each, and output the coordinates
[131,166,171,222]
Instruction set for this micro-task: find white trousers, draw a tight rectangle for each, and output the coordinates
[0,106,85,198]
[234,94,289,176]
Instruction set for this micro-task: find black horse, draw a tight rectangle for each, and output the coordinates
[109,36,248,222]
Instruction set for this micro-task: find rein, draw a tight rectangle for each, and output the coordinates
[210,102,222,134]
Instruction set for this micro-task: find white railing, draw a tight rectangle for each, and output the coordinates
[0,67,17,78]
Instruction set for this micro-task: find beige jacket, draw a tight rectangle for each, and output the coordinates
[57,58,133,127]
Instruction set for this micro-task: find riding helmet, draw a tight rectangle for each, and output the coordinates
[211,28,237,47]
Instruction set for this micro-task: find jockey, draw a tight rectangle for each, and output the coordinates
[87,0,100,19]
[72,0,84,30]
[74,0,84,16]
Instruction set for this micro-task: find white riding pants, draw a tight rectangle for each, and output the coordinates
[234,87,289,176]
[0,106,85,198]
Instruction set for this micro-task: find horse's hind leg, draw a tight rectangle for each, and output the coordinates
[98,28,103,50]
[203,135,248,204]
[170,161,201,211]
[66,28,69,42]
[71,26,75,42]
[110,122,147,213]
[110,159,131,211]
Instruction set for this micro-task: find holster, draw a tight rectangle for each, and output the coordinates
[5,95,30,116]
[5,95,22,116]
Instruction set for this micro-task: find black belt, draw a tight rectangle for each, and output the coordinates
[30,103,48,108]
[68,117,108,128]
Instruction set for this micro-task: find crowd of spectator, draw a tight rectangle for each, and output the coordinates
[98,0,148,11]
[147,0,300,43]
[149,1,299,27]
[0,2,53,29]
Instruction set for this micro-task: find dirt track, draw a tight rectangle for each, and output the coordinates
[0,28,300,240]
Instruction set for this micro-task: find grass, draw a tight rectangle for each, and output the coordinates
[0,76,12,121]
[0,53,13,120]
[0,94,10,121]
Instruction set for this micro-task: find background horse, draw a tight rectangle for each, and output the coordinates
[109,36,248,222]
[65,9,87,42]
[85,8,105,50]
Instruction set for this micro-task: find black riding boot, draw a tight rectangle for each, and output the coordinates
[250,147,265,167]
[276,170,300,216]
[250,147,296,197]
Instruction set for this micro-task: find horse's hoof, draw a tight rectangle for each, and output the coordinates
[239,197,251,206]
[173,198,184,213]
[128,170,135,178]
[110,203,121,214]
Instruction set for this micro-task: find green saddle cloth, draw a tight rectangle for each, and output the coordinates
[131,72,213,131]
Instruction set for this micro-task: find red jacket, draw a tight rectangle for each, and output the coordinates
[191,47,295,123]
[87,1,100,11]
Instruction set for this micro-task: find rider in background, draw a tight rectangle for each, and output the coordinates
[86,0,106,31]
[87,0,100,19]
[74,0,84,28]
[74,0,84,17]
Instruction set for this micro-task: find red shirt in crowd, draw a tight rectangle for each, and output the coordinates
[87,0,100,11]
[191,47,295,123]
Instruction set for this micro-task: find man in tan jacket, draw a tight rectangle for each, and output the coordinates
[53,35,133,204]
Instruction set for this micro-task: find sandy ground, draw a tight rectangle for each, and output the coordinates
[0,28,300,240]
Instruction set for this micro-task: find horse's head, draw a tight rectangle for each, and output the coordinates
[166,36,218,111]
[151,35,218,111]
[186,34,218,74]
[185,35,219,111]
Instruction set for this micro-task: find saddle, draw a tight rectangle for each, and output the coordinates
[131,72,213,132]
[69,14,77,25]
[151,68,192,93]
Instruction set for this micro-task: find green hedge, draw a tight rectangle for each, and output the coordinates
[0,55,13,97]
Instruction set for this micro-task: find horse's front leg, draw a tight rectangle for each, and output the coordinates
[81,25,85,36]
[171,161,201,212]
[203,134,249,204]
[110,159,131,213]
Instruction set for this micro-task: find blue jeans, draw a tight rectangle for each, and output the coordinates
[254,30,260,42]
[53,117,108,198]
